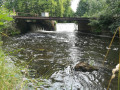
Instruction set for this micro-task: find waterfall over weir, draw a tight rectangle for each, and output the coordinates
[31,23,78,32]
[56,23,78,32]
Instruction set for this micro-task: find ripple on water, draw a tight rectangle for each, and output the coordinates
[2,29,119,90]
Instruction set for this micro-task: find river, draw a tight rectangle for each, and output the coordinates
[3,23,119,90]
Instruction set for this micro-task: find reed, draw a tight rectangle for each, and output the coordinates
[105,27,120,90]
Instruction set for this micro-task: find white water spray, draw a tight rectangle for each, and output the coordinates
[56,23,78,32]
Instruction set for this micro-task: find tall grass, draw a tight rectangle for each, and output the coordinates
[0,41,22,89]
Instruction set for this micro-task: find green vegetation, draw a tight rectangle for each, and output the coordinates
[0,45,22,89]
[76,0,120,33]
[0,8,13,31]
[0,6,22,89]
[3,0,74,17]
[0,7,20,35]
[76,0,107,17]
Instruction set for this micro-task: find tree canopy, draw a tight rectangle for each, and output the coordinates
[76,0,107,17]
[76,0,120,32]
[3,0,74,17]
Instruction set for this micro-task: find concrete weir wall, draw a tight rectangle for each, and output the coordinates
[15,19,56,34]
[15,17,91,34]
[78,20,91,33]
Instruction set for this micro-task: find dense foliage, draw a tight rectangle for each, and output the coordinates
[0,7,20,35]
[3,0,74,17]
[76,0,107,17]
[0,8,13,31]
[76,0,120,33]
[101,0,120,32]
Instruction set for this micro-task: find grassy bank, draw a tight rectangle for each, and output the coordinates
[0,41,23,89]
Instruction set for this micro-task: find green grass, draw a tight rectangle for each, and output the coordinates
[0,41,23,90]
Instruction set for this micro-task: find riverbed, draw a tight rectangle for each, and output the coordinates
[3,23,119,90]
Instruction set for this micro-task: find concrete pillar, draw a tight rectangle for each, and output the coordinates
[78,19,91,33]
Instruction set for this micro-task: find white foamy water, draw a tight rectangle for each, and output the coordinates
[56,23,78,32]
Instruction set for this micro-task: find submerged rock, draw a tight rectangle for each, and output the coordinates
[74,62,98,72]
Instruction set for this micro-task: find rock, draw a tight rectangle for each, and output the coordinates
[74,62,98,72]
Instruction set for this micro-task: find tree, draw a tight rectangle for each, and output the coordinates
[76,0,89,17]
[76,0,120,32]
[3,0,73,17]
[76,0,107,17]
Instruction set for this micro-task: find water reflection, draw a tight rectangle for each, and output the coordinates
[3,23,119,90]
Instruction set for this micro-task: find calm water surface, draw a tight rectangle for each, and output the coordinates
[3,23,119,90]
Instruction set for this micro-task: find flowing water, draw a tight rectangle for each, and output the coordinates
[3,23,119,90]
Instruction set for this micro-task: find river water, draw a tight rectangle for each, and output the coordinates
[3,23,119,90]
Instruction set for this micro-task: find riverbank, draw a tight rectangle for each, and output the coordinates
[0,42,22,89]
[0,41,47,89]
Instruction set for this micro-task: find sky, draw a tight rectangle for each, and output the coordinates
[71,0,80,12]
